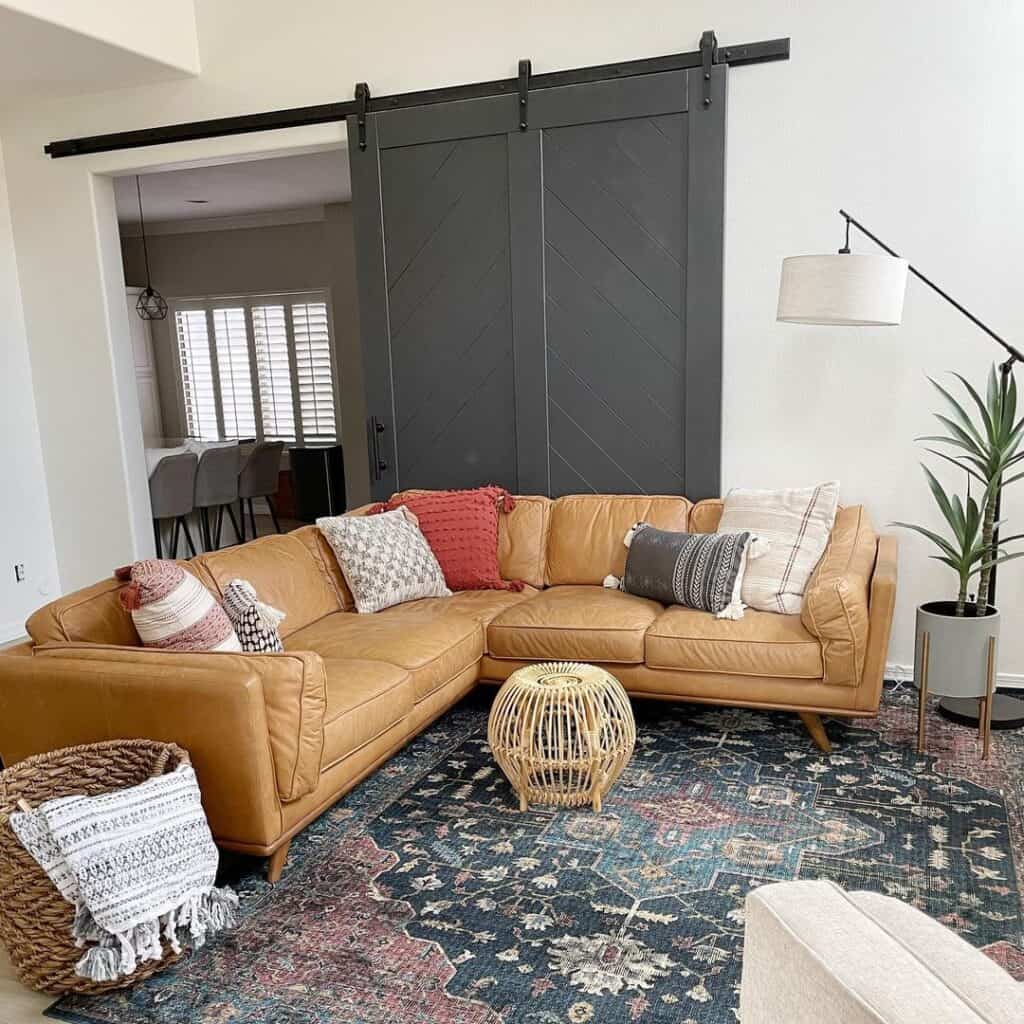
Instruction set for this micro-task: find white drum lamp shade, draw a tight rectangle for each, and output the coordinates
[777,253,909,326]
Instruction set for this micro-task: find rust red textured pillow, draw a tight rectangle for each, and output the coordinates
[369,486,524,592]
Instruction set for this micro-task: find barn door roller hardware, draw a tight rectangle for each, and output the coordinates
[700,29,716,107]
[517,60,531,131]
[44,31,789,158]
[355,82,370,150]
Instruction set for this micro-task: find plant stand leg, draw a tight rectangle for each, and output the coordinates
[797,712,831,754]
[917,631,930,754]
[266,839,292,883]
[983,635,997,760]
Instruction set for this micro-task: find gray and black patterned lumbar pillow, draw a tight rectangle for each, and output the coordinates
[604,523,768,619]
[222,578,285,653]
[317,507,451,613]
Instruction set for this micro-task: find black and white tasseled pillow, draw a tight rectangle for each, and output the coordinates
[221,578,285,653]
[603,522,769,620]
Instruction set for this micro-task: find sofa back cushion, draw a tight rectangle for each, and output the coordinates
[546,494,691,585]
[27,578,142,647]
[194,532,342,638]
[689,498,724,533]
[25,561,220,647]
[497,495,551,588]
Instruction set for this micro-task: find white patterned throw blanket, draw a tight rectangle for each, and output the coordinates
[10,763,237,981]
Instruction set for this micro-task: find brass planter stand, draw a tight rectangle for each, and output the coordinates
[917,630,997,759]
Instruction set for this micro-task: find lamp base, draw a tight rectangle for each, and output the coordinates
[937,693,1024,730]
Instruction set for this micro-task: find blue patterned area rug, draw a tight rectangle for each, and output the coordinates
[48,683,1024,1024]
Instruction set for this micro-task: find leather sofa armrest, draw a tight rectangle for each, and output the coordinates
[857,534,898,710]
[801,507,880,686]
[11,644,327,807]
[0,649,282,848]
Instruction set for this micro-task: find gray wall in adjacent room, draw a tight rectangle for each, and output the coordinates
[120,205,371,507]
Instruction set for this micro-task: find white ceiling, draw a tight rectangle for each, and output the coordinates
[115,150,352,226]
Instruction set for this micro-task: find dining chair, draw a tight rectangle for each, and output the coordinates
[237,441,285,541]
[149,452,199,559]
[194,443,242,551]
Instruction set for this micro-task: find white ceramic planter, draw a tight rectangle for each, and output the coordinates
[914,601,1000,699]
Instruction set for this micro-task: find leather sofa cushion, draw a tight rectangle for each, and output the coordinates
[25,561,217,646]
[321,659,413,770]
[195,532,342,637]
[801,506,878,686]
[488,585,662,663]
[284,603,483,703]
[689,498,724,533]
[646,606,824,678]
[398,588,538,633]
[546,495,691,585]
[498,495,551,588]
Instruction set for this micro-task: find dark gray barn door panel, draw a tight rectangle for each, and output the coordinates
[349,64,725,501]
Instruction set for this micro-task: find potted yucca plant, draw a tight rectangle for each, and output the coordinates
[894,366,1024,703]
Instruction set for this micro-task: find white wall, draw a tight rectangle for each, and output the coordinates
[0,139,59,640]
[1,0,200,74]
[0,1,1022,674]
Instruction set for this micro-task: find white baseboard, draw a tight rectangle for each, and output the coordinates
[0,622,29,648]
[886,662,1024,690]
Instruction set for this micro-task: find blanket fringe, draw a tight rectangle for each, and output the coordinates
[73,887,239,981]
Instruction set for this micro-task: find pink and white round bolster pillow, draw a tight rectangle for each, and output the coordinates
[115,560,241,652]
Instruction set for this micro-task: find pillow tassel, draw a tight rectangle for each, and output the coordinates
[603,574,623,590]
[118,582,142,612]
[749,536,771,560]
[254,600,286,633]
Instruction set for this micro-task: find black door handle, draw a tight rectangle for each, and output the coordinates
[368,416,388,480]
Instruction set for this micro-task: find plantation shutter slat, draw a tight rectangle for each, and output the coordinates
[211,306,257,438]
[292,301,337,442]
[175,309,219,440]
[252,304,297,442]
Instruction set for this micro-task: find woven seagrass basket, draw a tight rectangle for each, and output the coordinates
[0,739,187,995]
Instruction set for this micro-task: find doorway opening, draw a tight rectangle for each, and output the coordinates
[113,147,366,558]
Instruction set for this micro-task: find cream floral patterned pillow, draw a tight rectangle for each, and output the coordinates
[317,507,451,613]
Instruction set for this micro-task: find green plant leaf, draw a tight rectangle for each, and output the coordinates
[890,521,960,560]
[929,377,987,448]
[951,372,996,445]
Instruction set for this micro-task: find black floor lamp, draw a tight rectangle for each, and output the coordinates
[776,208,1024,729]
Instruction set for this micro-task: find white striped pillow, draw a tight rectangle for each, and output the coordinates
[116,560,241,652]
[716,482,839,615]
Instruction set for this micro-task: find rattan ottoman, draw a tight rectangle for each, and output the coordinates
[487,661,636,812]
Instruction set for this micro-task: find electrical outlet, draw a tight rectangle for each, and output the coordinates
[14,564,25,582]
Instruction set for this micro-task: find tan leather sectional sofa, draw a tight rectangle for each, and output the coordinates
[0,493,897,880]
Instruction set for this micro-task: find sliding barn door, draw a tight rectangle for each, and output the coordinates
[349,65,725,501]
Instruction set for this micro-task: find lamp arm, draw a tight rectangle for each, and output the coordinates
[839,209,1023,367]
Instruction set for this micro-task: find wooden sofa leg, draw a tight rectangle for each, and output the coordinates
[266,839,292,883]
[798,712,832,754]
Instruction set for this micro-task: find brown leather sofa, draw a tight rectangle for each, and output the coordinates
[0,493,897,880]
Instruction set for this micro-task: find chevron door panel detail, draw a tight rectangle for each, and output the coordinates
[379,134,516,492]
[542,114,687,497]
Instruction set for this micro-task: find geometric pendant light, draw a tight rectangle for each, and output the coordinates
[134,175,167,320]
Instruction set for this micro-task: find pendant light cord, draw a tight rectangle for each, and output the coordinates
[135,175,154,291]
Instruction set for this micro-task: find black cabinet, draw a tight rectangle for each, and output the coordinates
[289,445,346,521]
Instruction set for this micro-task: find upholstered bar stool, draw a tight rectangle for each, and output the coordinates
[149,452,199,558]
[237,441,285,541]
[194,443,242,551]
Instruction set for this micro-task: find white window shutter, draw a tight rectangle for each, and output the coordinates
[292,301,337,443]
[211,306,257,438]
[175,309,219,440]
[252,304,297,442]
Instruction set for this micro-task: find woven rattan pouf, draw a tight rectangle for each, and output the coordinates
[487,662,636,812]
